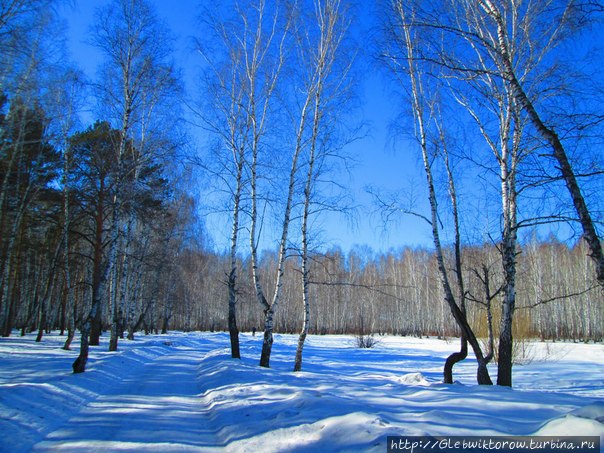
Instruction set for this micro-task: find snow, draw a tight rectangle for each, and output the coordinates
[0,332,602,452]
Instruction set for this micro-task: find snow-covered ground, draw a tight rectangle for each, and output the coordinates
[0,331,602,452]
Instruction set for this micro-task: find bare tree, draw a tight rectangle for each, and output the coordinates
[194,2,258,359]
[446,0,599,386]
[444,27,528,386]
[292,0,356,372]
[228,0,291,368]
[438,122,471,384]
[73,0,177,371]
[381,0,604,387]
[382,0,494,384]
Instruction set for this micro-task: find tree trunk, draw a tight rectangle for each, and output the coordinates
[497,303,514,386]
[0,204,27,337]
[34,234,63,343]
[63,322,75,350]
[1,268,17,337]
[228,272,240,358]
[228,164,243,359]
[35,307,46,343]
[441,126,469,384]
[161,314,169,335]
[293,246,311,372]
[293,331,307,372]
[74,258,110,372]
[109,316,120,351]
[90,186,105,347]
[444,336,467,384]
[73,310,93,374]
[259,308,275,368]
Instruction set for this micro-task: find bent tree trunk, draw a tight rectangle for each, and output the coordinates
[396,7,492,385]
[444,336,467,384]
[446,292,493,385]
[441,125,469,384]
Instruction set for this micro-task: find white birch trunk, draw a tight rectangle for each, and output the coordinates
[395,2,493,384]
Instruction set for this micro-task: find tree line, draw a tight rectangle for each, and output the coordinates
[169,239,602,342]
[1,0,602,387]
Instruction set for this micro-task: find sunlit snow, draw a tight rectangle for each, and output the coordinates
[0,332,602,452]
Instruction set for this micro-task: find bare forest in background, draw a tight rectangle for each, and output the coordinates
[72,239,604,343]
[4,237,601,344]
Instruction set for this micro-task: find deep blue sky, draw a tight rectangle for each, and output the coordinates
[60,0,433,254]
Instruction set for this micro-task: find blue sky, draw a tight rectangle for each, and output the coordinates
[60,0,435,254]
[63,0,601,255]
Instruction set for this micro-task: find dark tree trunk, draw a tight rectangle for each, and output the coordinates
[477,360,492,385]
[447,298,493,385]
[75,273,107,372]
[228,269,240,359]
[497,305,514,386]
[443,335,467,384]
[161,315,169,335]
[73,308,95,374]
[90,194,105,347]
[63,328,75,351]
[74,254,109,372]
[259,309,274,368]
[35,309,45,343]
[72,328,89,374]
[59,295,66,336]
[228,310,240,359]
[2,293,16,337]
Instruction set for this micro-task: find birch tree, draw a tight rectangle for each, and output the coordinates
[293,0,355,372]
[382,0,602,386]
[211,0,292,368]
[194,3,256,359]
[196,0,292,366]
[382,0,494,385]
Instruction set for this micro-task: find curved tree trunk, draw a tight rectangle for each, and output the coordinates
[396,4,493,385]
[444,336,467,384]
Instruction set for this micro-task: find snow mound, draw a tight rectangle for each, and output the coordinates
[397,372,430,386]
[571,402,604,423]
[534,403,604,438]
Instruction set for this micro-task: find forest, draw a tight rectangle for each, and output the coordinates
[1,0,603,387]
